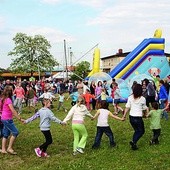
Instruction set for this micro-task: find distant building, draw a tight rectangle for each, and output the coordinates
[0,66,74,81]
[101,49,129,73]
[0,69,58,81]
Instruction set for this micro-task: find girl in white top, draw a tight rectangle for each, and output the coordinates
[92,100,124,149]
[39,88,55,108]
[123,83,149,150]
[63,96,93,155]
[39,89,55,101]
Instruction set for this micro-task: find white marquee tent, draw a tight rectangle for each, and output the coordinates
[52,71,73,79]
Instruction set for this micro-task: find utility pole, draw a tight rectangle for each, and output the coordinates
[70,48,73,66]
[67,47,71,67]
[64,40,68,80]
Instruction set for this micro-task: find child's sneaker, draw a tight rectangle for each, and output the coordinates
[149,140,158,145]
[110,142,116,147]
[73,151,78,156]
[129,141,138,150]
[41,152,50,158]
[76,147,84,154]
[34,148,42,157]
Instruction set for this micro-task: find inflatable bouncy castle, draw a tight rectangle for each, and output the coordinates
[87,48,100,78]
[109,29,170,82]
[87,29,170,101]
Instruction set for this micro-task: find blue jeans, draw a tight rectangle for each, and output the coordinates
[129,116,145,144]
[1,119,19,138]
[92,126,115,148]
[159,99,168,120]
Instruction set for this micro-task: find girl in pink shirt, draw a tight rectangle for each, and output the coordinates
[0,85,23,154]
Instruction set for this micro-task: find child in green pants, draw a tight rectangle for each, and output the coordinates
[63,96,93,155]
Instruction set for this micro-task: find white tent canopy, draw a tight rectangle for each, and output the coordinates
[52,71,72,79]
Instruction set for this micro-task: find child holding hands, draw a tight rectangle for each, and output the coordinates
[147,102,169,145]
[63,96,93,155]
[24,98,66,158]
[0,86,24,155]
[92,100,124,149]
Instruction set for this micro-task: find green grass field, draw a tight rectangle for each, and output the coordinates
[0,94,170,170]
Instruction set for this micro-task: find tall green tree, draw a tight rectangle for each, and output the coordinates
[8,33,58,76]
[70,61,90,80]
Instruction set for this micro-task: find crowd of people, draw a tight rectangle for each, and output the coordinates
[0,74,169,157]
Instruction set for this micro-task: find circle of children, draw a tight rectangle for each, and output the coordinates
[0,75,169,157]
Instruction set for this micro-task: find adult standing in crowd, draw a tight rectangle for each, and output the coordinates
[163,78,170,95]
[4,79,15,90]
[158,80,168,120]
[0,81,4,95]
[55,80,61,94]
[60,80,65,92]
[90,81,96,110]
[13,82,25,114]
[95,81,103,109]
[83,81,90,94]
[110,78,116,90]
[4,79,15,102]
[103,80,109,95]
[68,80,73,94]
[34,81,42,97]
[143,78,156,107]
[21,79,28,93]
[77,80,84,95]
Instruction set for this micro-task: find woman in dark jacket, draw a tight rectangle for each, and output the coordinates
[90,81,96,110]
[143,78,156,107]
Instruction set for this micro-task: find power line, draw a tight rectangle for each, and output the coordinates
[70,43,99,66]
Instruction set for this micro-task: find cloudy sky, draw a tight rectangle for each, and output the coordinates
[0,0,170,69]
